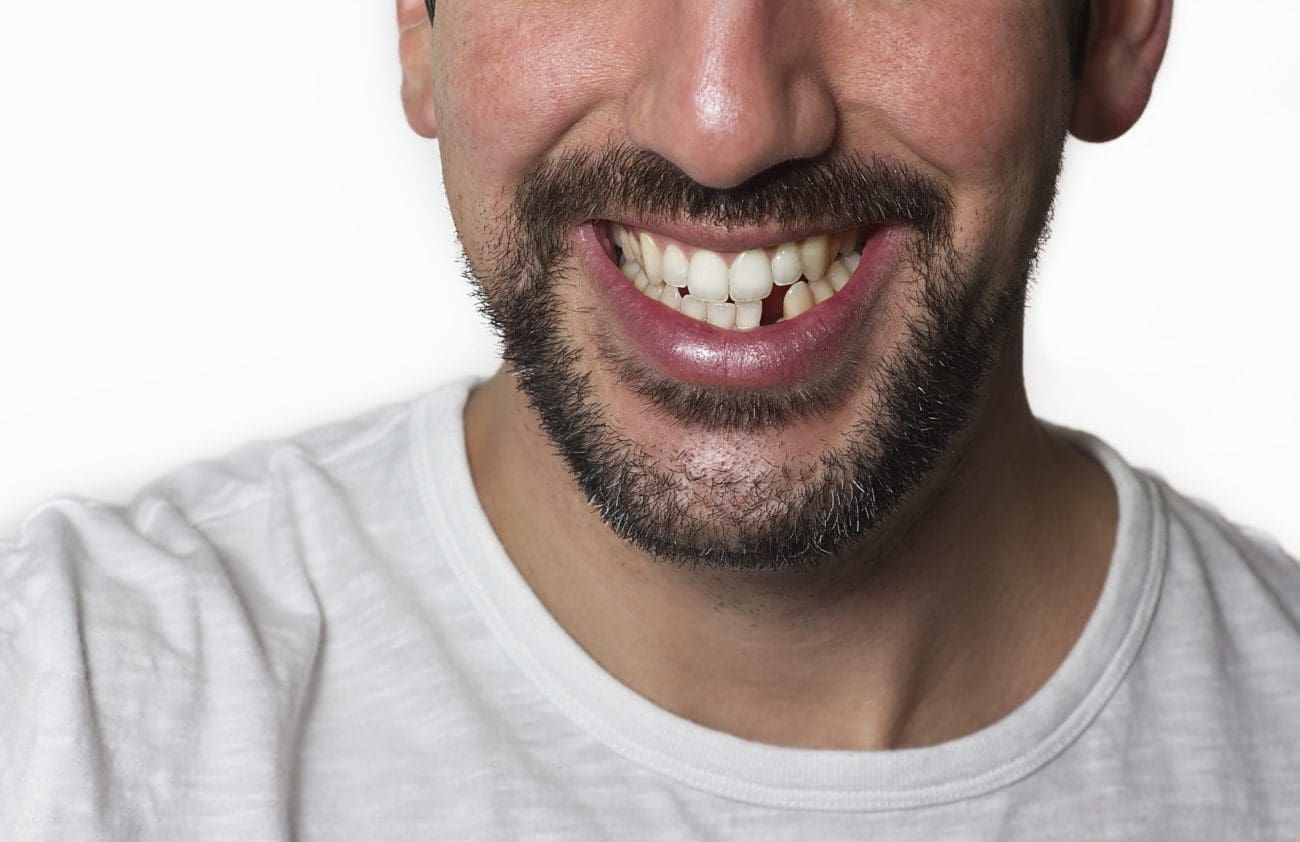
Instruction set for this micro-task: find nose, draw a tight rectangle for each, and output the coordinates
[626,1,837,190]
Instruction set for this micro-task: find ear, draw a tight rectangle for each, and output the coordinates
[1069,0,1173,142]
[397,0,437,138]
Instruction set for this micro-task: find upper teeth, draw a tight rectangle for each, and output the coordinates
[686,249,729,303]
[728,249,773,302]
[611,223,863,329]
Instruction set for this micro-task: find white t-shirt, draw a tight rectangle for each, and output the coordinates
[3,379,1298,840]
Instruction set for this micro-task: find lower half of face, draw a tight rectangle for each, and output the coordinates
[464,143,1063,570]
[440,3,1077,570]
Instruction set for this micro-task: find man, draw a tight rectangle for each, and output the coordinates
[3,0,1297,838]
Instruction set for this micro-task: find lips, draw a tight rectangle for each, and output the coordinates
[576,221,906,388]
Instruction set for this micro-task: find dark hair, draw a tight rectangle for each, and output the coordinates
[425,0,435,22]
[1069,0,1093,78]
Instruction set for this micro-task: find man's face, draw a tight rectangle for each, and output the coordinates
[428,2,1082,569]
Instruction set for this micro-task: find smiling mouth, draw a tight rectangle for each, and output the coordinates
[577,217,902,389]
[599,223,877,330]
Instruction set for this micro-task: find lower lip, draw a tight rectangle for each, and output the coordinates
[577,223,905,388]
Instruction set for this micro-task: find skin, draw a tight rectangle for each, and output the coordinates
[396,0,1172,749]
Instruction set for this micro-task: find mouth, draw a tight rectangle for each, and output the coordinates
[609,223,874,328]
[577,218,905,389]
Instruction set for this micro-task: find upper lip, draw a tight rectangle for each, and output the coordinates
[601,216,890,252]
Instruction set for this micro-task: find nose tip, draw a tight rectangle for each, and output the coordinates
[626,4,836,190]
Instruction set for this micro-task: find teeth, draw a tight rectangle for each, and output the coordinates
[681,294,709,322]
[770,242,802,286]
[640,232,663,285]
[662,244,689,288]
[825,230,841,258]
[783,281,814,320]
[617,226,867,330]
[735,301,761,330]
[706,301,737,328]
[687,249,730,303]
[626,228,643,263]
[826,258,852,292]
[728,249,773,302]
[798,235,831,283]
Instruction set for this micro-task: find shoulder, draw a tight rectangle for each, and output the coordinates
[1129,474,1300,799]
[0,377,480,661]
[0,396,377,679]
[1056,424,1298,713]
[2,391,405,593]
[0,380,475,834]
[1127,462,1300,742]
[1060,424,1299,632]
[0,382,472,648]
[1034,430,1300,821]
[0,383,471,684]
[1151,473,1300,624]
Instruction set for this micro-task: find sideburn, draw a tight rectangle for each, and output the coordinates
[1069,0,1093,79]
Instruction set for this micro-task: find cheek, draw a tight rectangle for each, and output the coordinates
[846,3,1065,190]
[836,3,1069,267]
[432,3,624,205]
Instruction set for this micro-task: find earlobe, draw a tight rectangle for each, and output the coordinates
[397,0,438,138]
[1069,0,1173,143]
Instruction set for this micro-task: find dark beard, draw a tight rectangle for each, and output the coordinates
[464,145,1058,571]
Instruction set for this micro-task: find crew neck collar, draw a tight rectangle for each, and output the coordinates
[411,378,1167,811]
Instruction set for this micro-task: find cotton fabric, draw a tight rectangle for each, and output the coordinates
[3,379,1298,840]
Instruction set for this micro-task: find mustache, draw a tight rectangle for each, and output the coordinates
[475,143,961,435]
[508,144,954,273]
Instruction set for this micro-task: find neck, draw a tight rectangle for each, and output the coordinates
[463,337,1116,750]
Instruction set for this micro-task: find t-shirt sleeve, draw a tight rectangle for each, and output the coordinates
[0,496,320,839]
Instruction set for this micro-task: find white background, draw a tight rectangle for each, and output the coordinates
[1,2,1296,554]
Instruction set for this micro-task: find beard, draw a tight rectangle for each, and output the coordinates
[463,144,1062,571]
